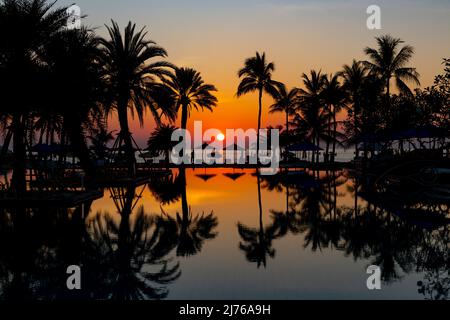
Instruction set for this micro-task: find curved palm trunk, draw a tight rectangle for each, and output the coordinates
[257,89,263,164]
[118,101,136,176]
[11,114,27,195]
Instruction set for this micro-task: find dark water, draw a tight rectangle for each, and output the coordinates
[0,169,448,300]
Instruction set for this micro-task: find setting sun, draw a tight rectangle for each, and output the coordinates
[217,133,225,142]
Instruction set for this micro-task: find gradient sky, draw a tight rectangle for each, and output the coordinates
[60,0,450,145]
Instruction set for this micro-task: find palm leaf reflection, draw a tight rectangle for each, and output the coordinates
[84,206,180,300]
[150,168,219,257]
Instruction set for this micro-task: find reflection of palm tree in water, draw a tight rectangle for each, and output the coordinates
[84,185,180,300]
[238,175,278,268]
[148,168,218,257]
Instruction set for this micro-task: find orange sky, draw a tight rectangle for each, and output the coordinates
[64,0,450,146]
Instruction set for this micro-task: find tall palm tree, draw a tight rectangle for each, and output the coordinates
[42,27,105,181]
[363,35,420,97]
[323,73,346,162]
[237,52,283,158]
[269,85,299,134]
[0,0,69,194]
[338,60,369,156]
[164,67,218,130]
[297,70,329,163]
[98,20,174,175]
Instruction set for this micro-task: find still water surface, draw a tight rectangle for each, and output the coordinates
[0,169,448,300]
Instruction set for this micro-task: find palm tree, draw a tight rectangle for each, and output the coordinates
[98,20,174,175]
[0,0,69,194]
[88,127,115,160]
[34,111,63,145]
[269,85,299,134]
[164,67,218,130]
[297,70,329,163]
[363,35,420,97]
[237,52,283,158]
[146,124,178,164]
[43,27,105,181]
[323,73,346,162]
[339,60,369,156]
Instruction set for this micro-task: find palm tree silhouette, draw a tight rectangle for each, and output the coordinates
[237,52,283,159]
[148,171,184,205]
[149,168,218,257]
[296,70,329,163]
[171,168,218,257]
[84,206,181,300]
[0,0,69,193]
[85,184,180,300]
[269,85,299,134]
[269,85,299,160]
[338,60,369,156]
[363,35,420,97]
[146,124,178,165]
[237,175,278,268]
[88,127,116,160]
[43,27,105,181]
[323,73,346,162]
[98,20,174,174]
[164,67,218,130]
[34,111,63,145]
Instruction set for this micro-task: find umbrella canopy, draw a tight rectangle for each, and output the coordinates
[287,142,323,152]
[195,174,217,182]
[223,172,246,181]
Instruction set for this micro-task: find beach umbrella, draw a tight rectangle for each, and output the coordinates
[287,142,323,152]
[223,172,246,181]
[195,174,217,182]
